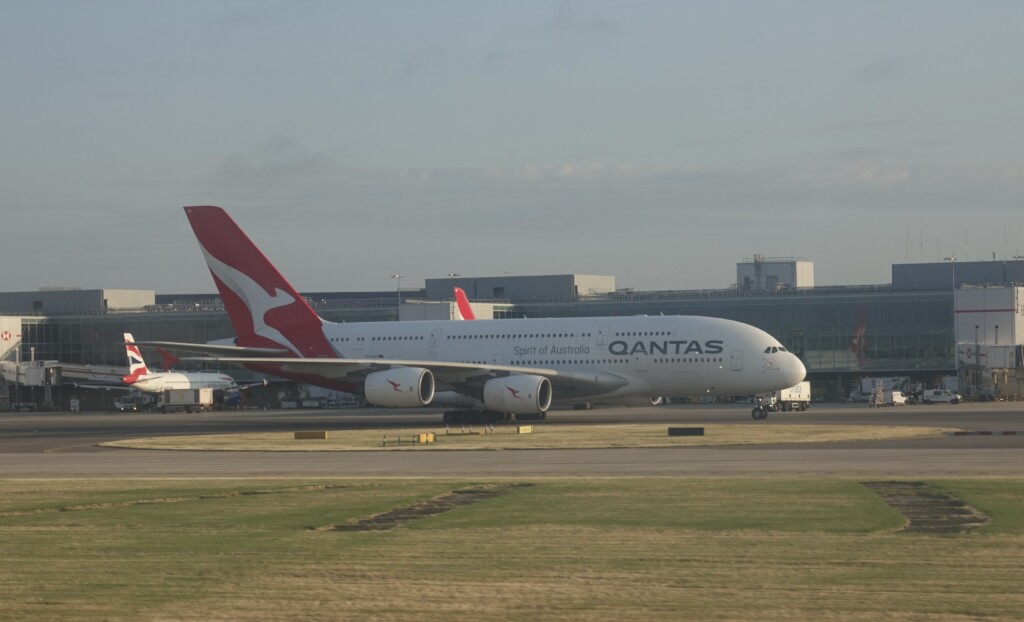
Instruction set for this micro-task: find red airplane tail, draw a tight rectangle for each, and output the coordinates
[156,347,181,370]
[183,206,335,358]
[454,287,476,320]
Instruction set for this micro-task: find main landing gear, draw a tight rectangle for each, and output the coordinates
[442,410,547,424]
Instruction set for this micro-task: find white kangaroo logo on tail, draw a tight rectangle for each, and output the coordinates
[199,246,304,355]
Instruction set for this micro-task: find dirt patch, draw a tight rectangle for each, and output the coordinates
[318,483,534,532]
[861,481,990,534]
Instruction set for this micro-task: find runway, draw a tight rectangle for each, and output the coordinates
[2,403,1023,478]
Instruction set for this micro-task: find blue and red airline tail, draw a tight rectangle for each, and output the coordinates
[122,332,149,384]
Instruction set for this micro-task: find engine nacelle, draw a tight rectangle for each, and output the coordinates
[483,375,552,415]
[364,368,435,408]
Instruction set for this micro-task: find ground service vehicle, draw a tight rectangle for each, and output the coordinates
[922,389,962,404]
[113,396,142,412]
[753,381,810,417]
[775,381,811,411]
[159,388,214,413]
[885,390,908,406]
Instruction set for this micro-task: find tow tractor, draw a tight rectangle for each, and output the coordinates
[751,396,770,420]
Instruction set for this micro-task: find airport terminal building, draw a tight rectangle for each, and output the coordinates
[2,259,1023,408]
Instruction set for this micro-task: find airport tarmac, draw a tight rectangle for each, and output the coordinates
[1,403,1022,478]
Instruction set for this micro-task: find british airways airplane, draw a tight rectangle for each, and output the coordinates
[148,206,805,423]
[121,333,240,393]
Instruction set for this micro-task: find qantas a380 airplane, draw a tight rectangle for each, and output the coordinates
[152,206,805,423]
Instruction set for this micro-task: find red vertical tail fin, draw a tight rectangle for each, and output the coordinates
[183,206,335,358]
[454,287,476,320]
[156,347,181,370]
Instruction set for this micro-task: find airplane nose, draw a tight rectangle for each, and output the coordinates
[785,354,807,386]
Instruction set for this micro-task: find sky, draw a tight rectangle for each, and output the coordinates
[1,1,1022,294]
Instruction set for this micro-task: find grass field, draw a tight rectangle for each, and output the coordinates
[1,478,1022,620]
[100,423,953,451]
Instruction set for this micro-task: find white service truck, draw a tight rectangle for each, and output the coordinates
[775,381,811,411]
[921,389,962,404]
[884,390,909,406]
[159,388,214,413]
[753,381,811,418]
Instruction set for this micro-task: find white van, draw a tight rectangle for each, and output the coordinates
[922,389,962,404]
[885,390,908,406]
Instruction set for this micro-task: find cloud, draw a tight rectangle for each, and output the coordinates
[95,89,134,101]
[822,119,907,132]
[200,139,1024,229]
[587,15,623,35]
[858,58,903,83]
[401,45,449,78]
[548,1,623,35]
[214,136,338,182]
[550,1,575,30]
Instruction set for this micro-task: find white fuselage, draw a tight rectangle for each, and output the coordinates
[130,372,238,394]
[317,314,805,400]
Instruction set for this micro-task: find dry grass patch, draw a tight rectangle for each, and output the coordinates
[1,478,1021,621]
[100,423,953,452]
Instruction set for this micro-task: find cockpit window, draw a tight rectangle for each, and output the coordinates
[778,347,787,352]
[764,346,780,354]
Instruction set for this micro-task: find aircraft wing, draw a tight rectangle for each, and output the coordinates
[134,341,292,357]
[71,383,130,391]
[182,356,630,398]
[237,379,269,390]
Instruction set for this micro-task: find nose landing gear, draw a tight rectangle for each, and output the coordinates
[751,397,769,420]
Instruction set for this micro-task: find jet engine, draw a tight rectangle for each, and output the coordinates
[482,375,552,415]
[364,368,435,407]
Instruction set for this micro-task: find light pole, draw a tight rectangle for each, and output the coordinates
[391,273,403,321]
[975,324,981,396]
[944,256,958,391]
